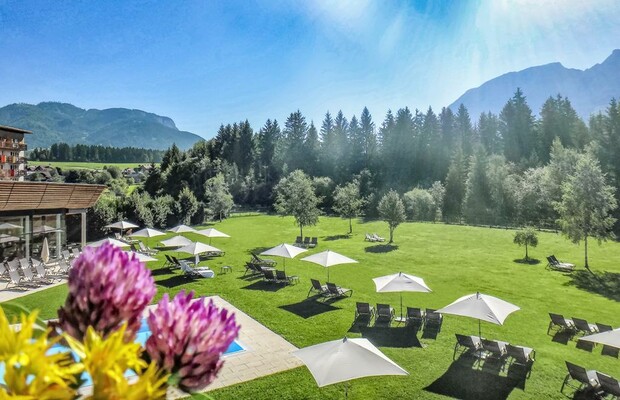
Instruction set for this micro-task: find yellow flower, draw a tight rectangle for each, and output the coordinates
[65,324,168,400]
[0,307,82,399]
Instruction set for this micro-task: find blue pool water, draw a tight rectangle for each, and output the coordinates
[0,319,245,386]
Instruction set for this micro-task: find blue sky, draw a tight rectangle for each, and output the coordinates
[1,0,619,138]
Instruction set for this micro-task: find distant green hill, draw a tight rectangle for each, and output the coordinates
[0,101,203,150]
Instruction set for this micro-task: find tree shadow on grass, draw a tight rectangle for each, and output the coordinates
[566,270,620,302]
[279,297,341,319]
[355,325,422,348]
[156,275,193,288]
[424,355,526,400]
[241,280,285,292]
[364,244,399,253]
[512,258,541,265]
[323,234,350,241]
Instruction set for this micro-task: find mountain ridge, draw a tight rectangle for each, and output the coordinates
[0,101,202,150]
[449,49,620,120]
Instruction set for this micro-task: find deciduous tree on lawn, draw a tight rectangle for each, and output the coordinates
[513,227,538,261]
[333,179,366,234]
[377,190,406,244]
[555,153,617,270]
[274,170,321,238]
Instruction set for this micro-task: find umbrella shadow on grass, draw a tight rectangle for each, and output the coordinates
[150,267,173,276]
[156,275,193,288]
[364,244,399,253]
[424,355,526,400]
[354,325,422,348]
[279,297,341,319]
[242,280,285,292]
[566,270,620,302]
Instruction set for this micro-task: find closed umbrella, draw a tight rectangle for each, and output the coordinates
[261,243,307,272]
[40,237,50,264]
[177,241,222,266]
[580,328,620,348]
[373,272,432,322]
[130,228,166,238]
[436,292,520,338]
[301,250,358,281]
[196,228,230,244]
[87,238,129,248]
[167,224,197,234]
[160,235,192,248]
[294,337,408,398]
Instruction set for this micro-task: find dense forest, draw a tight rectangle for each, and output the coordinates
[76,89,620,240]
[29,143,165,163]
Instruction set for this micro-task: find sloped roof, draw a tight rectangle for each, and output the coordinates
[0,181,105,212]
[0,125,32,134]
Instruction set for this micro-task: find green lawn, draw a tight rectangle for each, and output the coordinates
[3,216,619,399]
[29,161,156,170]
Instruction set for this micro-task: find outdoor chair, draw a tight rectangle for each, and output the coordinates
[276,270,298,285]
[130,243,140,253]
[243,262,262,277]
[355,302,375,325]
[263,269,278,283]
[138,242,157,255]
[71,247,80,258]
[372,233,385,242]
[18,258,31,271]
[0,262,7,279]
[62,249,72,260]
[6,269,24,289]
[365,233,377,242]
[375,303,395,326]
[406,307,425,327]
[309,237,318,248]
[171,256,183,267]
[454,334,483,360]
[163,254,175,268]
[56,258,71,275]
[596,372,620,398]
[295,236,303,246]
[425,309,443,331]
[482,339,508,361]
[546,255,574,272]
[561,361,601,395]
[179,261,214,278]
[251,253,276,266]
[596,323,613,332]
[6,259,19,271]
[303,237,311,248]
[32,260,52,283]
[548,313,576,334]
[506,344,536,367]
[20,264,42,285]
[572,317,599,335]
[326,282,353,298]
[308,278,329,298]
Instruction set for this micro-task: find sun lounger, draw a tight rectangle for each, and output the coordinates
[276,270,298,285]
[295,236,303,246]
[6,269,24,289]
[506,344,535,370]
[561,361,601,395]
[263,269,278,283]
[6,259,19,271]
[596,372,620,398]
[302,237,311,248]
[62,249,73,260]
[546,255,575,272]
[482,339,508,361]
[548,313,576,334]
[596,323,613,332]
[308,278,329,298]
[406,307,425,327]
[454,334,483,359]
[572,317,599,335]
[179,261,214,278]
[138,242,157,255]
[56,258,71,275]
[32,259,52,282]
[243,262,263,277]
[355,302,375,325]
[372,233,385,242]
[71,247,81,258]
[425,308,443,330]
[309,237,318,248]
[251,253,276,266]
[375,304,395,326]
[364,233,377,242]
[326,282,353,298]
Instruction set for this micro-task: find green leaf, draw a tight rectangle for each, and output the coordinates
[0,303,48,332]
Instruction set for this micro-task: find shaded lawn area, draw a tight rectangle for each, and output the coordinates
[3,216,620,399]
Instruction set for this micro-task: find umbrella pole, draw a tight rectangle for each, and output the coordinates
[478,319,481,339]
[283,258,286,273]
[344,381,348,399]
[327,268,330,283]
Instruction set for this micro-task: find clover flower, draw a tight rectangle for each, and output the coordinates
[145,291,240,392]
[56,243,156,341]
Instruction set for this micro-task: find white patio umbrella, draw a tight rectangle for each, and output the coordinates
[177,241,222,266]
[0,234,19,244]
[0,223,21,230]
[40,237,50,264]
[130,228,166,238]
[105,221,139,230]
[160,235,192,248]
[373,272,432,322]
[436,292,520,338]
[580,328,620,348]
[196,228,230,244]
[86,238,130,248]
[124,251,158,263]
[167,224,197,234]
[301,250,358,281]
[294,337,408,398]
[260,243,307,272]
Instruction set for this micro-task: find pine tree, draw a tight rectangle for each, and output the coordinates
[500,88,536,163]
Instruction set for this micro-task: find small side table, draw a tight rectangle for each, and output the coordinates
[220,265,233,274]
[288,275,300,285]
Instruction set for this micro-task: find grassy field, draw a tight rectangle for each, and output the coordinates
[3,216,619,399]
[29,161,156,170]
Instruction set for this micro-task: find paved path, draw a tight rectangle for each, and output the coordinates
[0,278,67,303]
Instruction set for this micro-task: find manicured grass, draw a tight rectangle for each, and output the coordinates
[29,161,156,170]
[3,216,619,399]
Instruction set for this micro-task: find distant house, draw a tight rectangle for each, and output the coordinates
[122,167,146,183]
